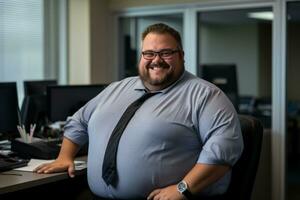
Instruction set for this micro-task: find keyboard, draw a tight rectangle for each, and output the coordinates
[0,154,28,172]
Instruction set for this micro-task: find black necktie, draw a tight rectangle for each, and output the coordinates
[102,92,158,186]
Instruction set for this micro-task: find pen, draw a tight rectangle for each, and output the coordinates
[29,124,36,143]
[22,125,27,143]
[17,125,26,142]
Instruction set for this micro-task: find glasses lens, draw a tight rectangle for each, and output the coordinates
[143,51,155,59]
[160,50,174,58]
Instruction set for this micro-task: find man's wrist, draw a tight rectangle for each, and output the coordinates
[177,180,194,200]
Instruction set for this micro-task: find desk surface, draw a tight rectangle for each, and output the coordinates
[0,156,87,195]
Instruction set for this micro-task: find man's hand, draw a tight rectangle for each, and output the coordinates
[33,137,80,178]
[147,185,185,200]
[33,158,75,178]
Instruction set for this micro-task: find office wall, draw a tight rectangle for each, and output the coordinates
[69,0,91,84]
[68,0,115,84]
[90,0,114,84]
[199,23,259,97]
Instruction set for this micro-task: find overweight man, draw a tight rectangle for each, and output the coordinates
[35,23,243,200]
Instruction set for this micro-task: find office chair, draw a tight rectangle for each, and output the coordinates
[205,115,263,200]
[223,115,263,200]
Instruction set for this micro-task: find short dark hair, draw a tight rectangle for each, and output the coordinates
[142,23,183,50]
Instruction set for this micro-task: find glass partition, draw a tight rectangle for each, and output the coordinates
[286,2,300,200]
[197,7,272,199]
[0,0,67,103]
[198,8,272,126]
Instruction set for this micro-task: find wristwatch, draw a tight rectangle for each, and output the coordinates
[177,180,194,200]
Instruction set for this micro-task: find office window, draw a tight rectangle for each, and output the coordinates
[119,14,183,79]
[286,2,300,200]
[197,9,272,199]
[0,0,67,102]
[0,0,44,101]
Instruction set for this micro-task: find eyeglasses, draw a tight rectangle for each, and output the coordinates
[141,49,180,60]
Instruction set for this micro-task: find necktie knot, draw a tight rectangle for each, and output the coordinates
[137,92,157,103]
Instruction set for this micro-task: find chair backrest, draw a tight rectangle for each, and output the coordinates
[225,115,263,200]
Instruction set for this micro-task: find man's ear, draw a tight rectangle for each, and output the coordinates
[179,50,185,60]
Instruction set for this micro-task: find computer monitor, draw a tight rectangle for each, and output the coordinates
[24,80,57,96]
[0,82,20,139]
[47,84,107,122]
[21,95,48,134]
[201,64,239,111]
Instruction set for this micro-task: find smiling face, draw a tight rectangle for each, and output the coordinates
[138,33,185,91]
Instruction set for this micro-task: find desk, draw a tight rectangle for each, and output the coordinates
[0,156,91,199]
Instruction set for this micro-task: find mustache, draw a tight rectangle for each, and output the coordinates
[147,62,170,69]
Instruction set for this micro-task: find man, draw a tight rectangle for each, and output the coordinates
[35,23,243,200]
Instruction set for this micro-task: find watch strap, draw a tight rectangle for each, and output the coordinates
[182,189,194,200]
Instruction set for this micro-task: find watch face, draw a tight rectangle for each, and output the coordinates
[177,181,187,193]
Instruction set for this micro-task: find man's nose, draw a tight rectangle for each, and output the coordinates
[152,53,163,63]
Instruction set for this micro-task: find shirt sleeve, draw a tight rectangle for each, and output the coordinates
[196,88,244,166]
[63,93,102,146]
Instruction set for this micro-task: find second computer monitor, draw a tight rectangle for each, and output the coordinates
[21,95,48,133]
[24,80,57,96]
[201,64,239,110]
[47,84,107,122]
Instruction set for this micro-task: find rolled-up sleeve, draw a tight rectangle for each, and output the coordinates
[64,93,102,147]
[197,89,244,166]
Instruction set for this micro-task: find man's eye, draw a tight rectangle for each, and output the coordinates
[160,51,172,56]
[144,52,155,56]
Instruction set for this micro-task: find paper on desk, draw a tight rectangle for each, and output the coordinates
[14,159,87,172]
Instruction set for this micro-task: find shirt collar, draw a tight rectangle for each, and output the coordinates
[134,70,187,94]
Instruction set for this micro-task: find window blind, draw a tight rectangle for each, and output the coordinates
[0,0,44,101]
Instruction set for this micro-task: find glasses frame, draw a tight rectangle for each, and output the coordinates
[141,49,180,60]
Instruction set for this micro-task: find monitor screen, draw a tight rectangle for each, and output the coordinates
[24,80,57,96]
[0,82,20,139]
[21,95,48,133]
[201,64,239,110]
[47,84,107,122]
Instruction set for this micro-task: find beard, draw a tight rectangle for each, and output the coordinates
[139,60,183,89]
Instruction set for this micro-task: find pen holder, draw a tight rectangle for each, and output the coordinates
[16,136,40,144]
[17,124,36,143]
[11,138,61,159]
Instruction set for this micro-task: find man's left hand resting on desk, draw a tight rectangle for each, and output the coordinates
[34,137,79,178]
